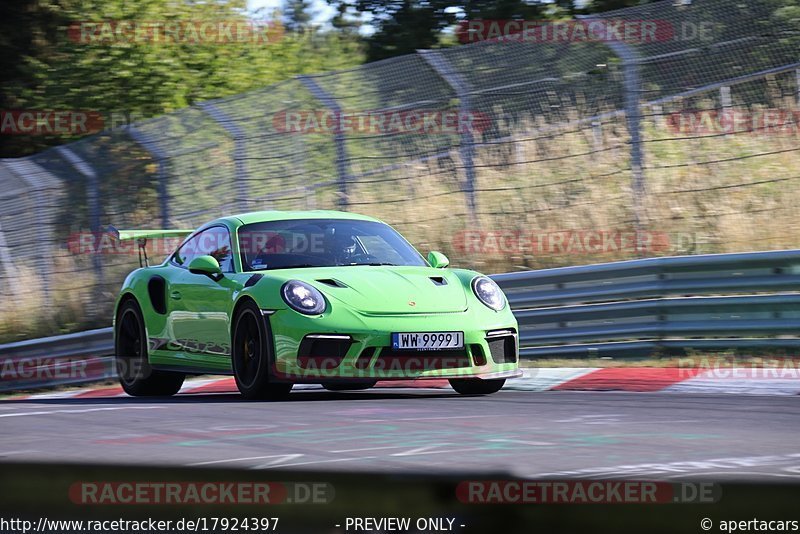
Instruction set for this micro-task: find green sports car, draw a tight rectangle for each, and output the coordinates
[113,210,520,399]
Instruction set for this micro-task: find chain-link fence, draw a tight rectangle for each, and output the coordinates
[1,0,800,339]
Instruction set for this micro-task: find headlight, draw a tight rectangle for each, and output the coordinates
[281,280,326,315]
[471,276,506,311]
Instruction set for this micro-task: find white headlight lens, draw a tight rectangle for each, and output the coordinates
[472,276,506,311]
[282,280,326,315]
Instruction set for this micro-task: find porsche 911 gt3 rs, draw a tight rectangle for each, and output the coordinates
[113,211,520,399]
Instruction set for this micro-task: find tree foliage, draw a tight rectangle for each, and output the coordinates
[325,0,658,61]
[284,0,314,32]
[0,0,364,157]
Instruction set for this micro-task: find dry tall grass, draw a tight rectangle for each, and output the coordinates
[3,91,799,343]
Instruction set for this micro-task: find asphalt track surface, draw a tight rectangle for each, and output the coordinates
[1,388,799,480]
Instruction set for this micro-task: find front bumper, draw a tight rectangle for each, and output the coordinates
[267,308,520,382]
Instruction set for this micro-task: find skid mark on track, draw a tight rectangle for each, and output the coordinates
[190,454,305,467]
[255,456,378,469]
[329,445,410,453]
[358,414,502,423]
[488,438,555,446]
[390,443,456,457]
[0,450,38,457]
[529,453,800,479]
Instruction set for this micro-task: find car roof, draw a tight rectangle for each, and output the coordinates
[225,210,383,226]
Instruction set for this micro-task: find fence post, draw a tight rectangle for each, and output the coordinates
[591,120,603,150]
[126,126,170,227]
[620,46,647,256]
[418,49,478,222]
[56,146,104,288]
[583,21,646,255]
[197,102,249,212]
[297,75,350,210]
[0,219,22,300]
[3,159,57,301]
[720,86,732,109]
[796,69,800,108]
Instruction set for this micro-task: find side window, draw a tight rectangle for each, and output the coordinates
[172,227,234,272]
[172,234,201,268]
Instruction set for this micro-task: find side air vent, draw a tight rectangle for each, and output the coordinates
[147,276,167,315]
[245,274,263,287]
[429,277,447,286]
[316,279,346,288]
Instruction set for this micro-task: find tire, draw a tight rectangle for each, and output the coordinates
[115,299,185,397]
[322,381,377,391]
[232,301,293,400]
[449,377,505,395]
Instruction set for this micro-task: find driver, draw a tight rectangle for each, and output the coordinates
[323,227,357,264]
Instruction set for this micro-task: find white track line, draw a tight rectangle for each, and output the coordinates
[0,406,164,418]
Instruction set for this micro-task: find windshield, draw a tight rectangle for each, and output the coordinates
[238,218,427,271]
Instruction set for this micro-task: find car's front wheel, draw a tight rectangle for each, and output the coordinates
[232,301,292,400]
[449,378,505,395]
[115,299,185,396]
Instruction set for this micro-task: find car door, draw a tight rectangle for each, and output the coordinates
[168,226,237,361]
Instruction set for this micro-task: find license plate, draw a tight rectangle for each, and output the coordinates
[391,332,464,351]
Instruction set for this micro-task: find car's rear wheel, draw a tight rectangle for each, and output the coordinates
[449,377,505,395]
[321,381,377,391]
[115,299,185,397]
[232,301,292,400]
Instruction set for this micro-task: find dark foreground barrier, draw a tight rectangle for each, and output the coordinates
[1,462,798,534]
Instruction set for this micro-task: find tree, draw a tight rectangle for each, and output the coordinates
[0,0,64,157]
[284,0,314,32]
[324,0,666,61]
[361,1,443,61]
[0,0,364,158]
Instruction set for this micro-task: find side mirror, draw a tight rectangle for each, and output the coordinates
[188,255,222,278]
[427,251,450,269]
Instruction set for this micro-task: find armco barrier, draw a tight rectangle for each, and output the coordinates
[0,327,114,392]
[3,250,800,391]
[494,249,800,358]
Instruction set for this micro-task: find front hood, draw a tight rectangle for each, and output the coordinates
[292,266,469,314]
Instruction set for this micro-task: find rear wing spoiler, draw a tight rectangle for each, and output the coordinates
[108,227,194,242]
[107,225,194,267]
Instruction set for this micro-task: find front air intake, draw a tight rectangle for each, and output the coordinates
[486,334,517,364]
[297,334,353,369]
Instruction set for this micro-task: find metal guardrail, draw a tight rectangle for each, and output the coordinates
[0,328,114,392]
[3,249,800,392]
[494,249,800,358]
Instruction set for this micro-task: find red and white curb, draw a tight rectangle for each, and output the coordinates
[5,367,800,400]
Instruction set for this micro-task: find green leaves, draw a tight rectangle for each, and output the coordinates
[1,0,364,157]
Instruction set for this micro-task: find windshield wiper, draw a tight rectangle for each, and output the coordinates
[264,264,323,270]
[343,262,396,266]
